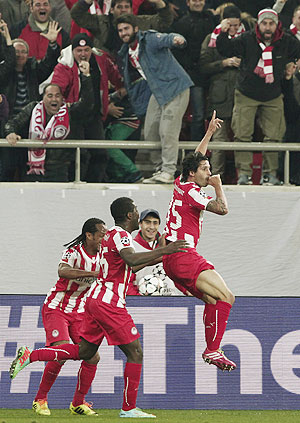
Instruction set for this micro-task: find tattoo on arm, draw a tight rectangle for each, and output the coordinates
[206,198,228,215]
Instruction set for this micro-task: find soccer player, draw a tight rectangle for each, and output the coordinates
[32,218,107,416]
[10,197,189,418]
[163,110,236,372]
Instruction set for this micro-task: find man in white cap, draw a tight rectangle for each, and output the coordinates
[216,8,300,186]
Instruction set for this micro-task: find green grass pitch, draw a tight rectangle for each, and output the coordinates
[1,410,300,423]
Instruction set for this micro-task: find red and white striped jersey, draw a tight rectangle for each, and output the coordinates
[164,176,212,248]
[88,226,134,308]
[44,243,100,314]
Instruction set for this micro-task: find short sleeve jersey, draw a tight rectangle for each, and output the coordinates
[90,226,134,308]
[44,243,100,314]
[164,176,212,248]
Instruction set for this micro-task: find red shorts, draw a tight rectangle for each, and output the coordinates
[42,304,83,346]
[80,297,140,346]
[163,248,214,299]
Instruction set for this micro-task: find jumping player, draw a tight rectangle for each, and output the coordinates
[9,197,189,418]
[32,218,107,416]
[163,110,236,372]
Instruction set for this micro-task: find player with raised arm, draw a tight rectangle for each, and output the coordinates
[9,197,189,418]
[33,218,107,416]
[163,111,236,372]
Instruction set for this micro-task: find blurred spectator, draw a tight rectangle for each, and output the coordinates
[131,208,187,295]
[287,4,300,38]
[105,90,144,183]
[0,94,9,121]
[117,15,192,184]
[51,33,123,182]
[50,0,72,34]
[4,75,94,181]
[0,28,60,181]
[70,0,173,57]
[273,0,300,29]
[0,17,15,74]
[171,0,217,141]
[206,1,281,19]
[216,8,300,185]
[0,94,9,180]
[66,0,111,39]
[200,5,243,181]
[16,0,70,60]
[0,1,29,31]
[282,61,300,185]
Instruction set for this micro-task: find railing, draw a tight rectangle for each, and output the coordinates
[1,139,299,185]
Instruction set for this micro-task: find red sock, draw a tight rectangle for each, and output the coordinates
[203,301,232,351]
[72,362,97,407]
[34,361,63,401]
[30,344,80,362]
[122,362,142,411]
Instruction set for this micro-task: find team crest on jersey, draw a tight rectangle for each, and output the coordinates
[121,236,130,246]
[62,250,72,260]
[131,327,138,335]
[52,329,59,337]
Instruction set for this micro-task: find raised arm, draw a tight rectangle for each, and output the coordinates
[195,110,222,155]
[206,174,228,215]
[139,0,174,32]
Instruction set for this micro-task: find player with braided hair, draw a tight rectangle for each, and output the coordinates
[32,217,107,416]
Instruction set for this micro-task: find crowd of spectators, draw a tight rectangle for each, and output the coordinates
[0,0,300,185]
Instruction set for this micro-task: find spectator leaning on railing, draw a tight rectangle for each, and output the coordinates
[0,21,61,182]
[4,64,94,182]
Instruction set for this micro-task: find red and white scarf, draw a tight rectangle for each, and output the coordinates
[208,23,246,48]
[27,102,70,175]
[129,40,147,80]
[254,43,274,84]
[290,23,300,41]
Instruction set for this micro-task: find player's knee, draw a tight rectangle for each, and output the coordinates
[86,351,100,365]
[127,346,143,363]
[78,343,98,361]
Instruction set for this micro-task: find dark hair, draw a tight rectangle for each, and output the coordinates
[110,197,135,223]
[181,152,209,182]
[223,5,241,19]
[42,83,62,97]
[116,13,137,28]
[111,0,132,8]
[64,218,105,249]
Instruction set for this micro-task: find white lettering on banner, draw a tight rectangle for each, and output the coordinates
[129,307,188,394]
[222,329,262,394]
[195,306,263,394]
[1,303,300,397]
[271,330,300,394]
[92,338,123,393]
[0,306,45,393]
